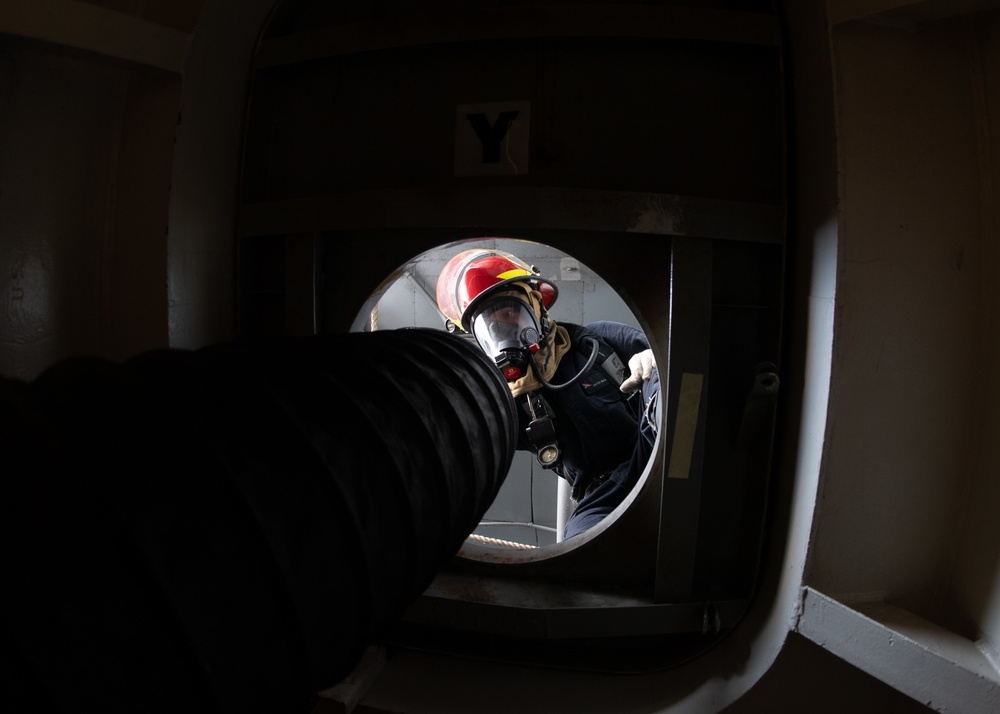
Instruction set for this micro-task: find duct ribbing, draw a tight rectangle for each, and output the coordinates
[0,328,517,713]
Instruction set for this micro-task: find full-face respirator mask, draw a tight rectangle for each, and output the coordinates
[469,296,544,382]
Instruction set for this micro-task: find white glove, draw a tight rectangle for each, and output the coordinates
[620,348,656,393]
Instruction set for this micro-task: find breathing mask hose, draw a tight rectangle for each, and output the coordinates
[528,335,599,391]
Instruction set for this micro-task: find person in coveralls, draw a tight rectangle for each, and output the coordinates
[436,248,660,540]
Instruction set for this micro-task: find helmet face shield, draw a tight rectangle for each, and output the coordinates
[469,296,542,381]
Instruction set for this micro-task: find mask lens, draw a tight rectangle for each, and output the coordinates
[470,297,542,367]
[486,304,522,344]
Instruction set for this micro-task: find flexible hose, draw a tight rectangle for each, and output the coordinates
[0,328,517,713]
[529,336,600,390]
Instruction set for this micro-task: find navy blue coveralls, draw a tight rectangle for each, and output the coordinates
[515,320,660,540]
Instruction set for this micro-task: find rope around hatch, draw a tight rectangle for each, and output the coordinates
[465,533,539,550]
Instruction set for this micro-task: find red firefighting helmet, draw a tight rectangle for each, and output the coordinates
[435,248,558,332]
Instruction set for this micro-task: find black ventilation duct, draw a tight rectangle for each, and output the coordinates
[0,328,517,713]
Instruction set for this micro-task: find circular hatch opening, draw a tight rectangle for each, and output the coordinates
[351,237,659,559]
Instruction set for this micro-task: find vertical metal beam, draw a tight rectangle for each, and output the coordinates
[284,234,319,336]
[655,236,713,603]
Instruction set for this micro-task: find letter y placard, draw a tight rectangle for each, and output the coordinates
[454,101,531,176]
